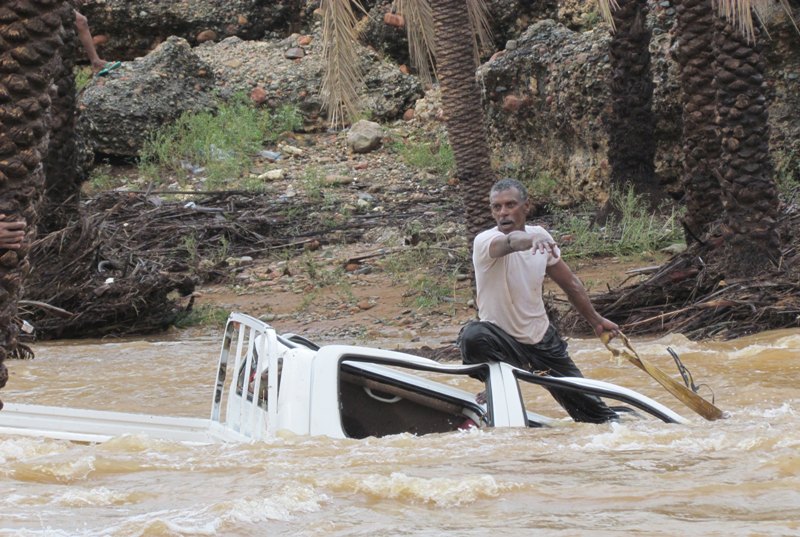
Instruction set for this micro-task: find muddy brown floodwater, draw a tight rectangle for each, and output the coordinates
[1,324,798,536]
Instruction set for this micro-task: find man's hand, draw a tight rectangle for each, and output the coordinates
[594,317,619,340]
[0,216,26,250]
[527,229,560,257]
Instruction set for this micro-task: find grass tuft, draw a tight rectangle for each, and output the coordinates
[551,186,684,260]
[393,138,455,177]
[173,305,231,328]
[138,96,301,188]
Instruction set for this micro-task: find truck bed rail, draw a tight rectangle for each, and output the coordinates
[0,403,225,444]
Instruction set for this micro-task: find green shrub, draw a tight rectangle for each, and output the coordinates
[83,164,119,194]
[526,171,559,204]
[393,138,455,177]
[138,96,302,188]
[74,66,92,92]
[174,305,230,328]
[774,149,800,199]
[552,187,684,259]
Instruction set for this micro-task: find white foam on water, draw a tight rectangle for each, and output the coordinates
[0,436,72,465]
[761,401,796,419]
[337,471,508,507]
[12,454,96,484]
[54,486,133,507]
[0,527,78,537]
[45,484,330,537]
[219,484,327,524]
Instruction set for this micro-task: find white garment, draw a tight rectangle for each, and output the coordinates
[472,225,560,345]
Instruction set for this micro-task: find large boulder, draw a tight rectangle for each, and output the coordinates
[479,20,631,206]
[193,32,422,127]
[78,37,217,157]
[79,0,304,60]
[77,29,422,157]
[477,16,678,206]
[478,3,800,207]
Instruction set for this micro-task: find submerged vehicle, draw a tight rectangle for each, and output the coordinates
[0,313,687,443]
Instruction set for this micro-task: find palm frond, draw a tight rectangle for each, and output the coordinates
[714,0,799,41]
[753,0,800,37]
[320,0,367,128]
[715,0,758,42]
[466,0,495,65]
[596,0,620,33]
[396,0,437,86]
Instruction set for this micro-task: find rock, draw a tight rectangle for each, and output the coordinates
[258,150,281,161]
[226,256,254,268]
[278,144,303,156]
[502,94,529,113]
[357,300,376,310]
[285,47,305,60]
[477,20,677,205]
[347,120,384,153]
[383,13,405,28]
[194,34,422,128]
[78,37,217,157]
[661,243,687,255]
[259,169,284,180]
[250,86,268,105]
[196,30,218,43]
[304,239,321,251]
[79,0,302,60]
[324,174,351,186]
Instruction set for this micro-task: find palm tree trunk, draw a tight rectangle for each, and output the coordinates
[713,17,779,276]
[607,0,657,199]
[0,0,65,397]
[40,2,81,233]
[673,0,723,242]
[431,0,495,237]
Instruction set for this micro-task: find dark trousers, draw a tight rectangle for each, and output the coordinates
[458,321,617,423]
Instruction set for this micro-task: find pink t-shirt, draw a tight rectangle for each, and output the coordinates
[473,225,560,345]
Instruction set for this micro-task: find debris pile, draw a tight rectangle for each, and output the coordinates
[558,191,800,340]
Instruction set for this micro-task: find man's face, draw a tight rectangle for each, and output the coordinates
[490,188,529,233]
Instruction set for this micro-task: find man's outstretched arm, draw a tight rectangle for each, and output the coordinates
[546,259,618,337]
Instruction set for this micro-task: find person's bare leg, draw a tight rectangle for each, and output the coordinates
[74,10,106,73]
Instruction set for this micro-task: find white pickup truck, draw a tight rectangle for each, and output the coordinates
[0,312,687,443]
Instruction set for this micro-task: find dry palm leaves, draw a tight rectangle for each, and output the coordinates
[601,331,726,420]
[23,207,195,340]
[396,0,437,86]
[22,190,316,340]
[21,188,463,342]
[556,195,800,340]
[321,0,495,126]
[320,0,367,128]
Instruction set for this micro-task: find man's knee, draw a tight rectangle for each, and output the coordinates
[458,322,497,364]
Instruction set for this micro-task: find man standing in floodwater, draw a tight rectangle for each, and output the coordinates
[458,178,619,423]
